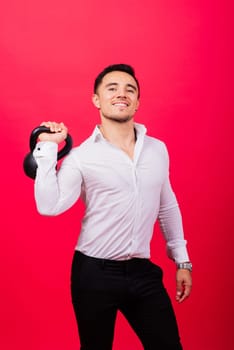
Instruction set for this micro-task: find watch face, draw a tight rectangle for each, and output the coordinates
[177,262,192,271]
[185,263,192,271]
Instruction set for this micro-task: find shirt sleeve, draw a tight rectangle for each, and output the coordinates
[33,141,82,216]
[158,147,190,263]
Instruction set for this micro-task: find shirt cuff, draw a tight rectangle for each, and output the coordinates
[167,245,190,264]
[33,141,58,159]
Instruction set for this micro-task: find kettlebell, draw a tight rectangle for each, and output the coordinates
[23,126,73,179]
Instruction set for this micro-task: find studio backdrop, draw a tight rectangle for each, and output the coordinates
[0,1,233,349]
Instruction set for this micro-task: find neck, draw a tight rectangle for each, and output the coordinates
[99,120,136,147]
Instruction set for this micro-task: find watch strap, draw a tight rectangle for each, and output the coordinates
[176,262,192,272]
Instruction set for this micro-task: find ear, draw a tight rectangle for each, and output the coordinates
[92,94,101,109]
[135,99,140,111]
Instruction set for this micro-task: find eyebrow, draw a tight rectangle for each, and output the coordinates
[105,82,137,91]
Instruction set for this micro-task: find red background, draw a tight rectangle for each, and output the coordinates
[0,1,233,349]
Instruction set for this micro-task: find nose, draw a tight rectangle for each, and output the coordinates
[116,88,127,98]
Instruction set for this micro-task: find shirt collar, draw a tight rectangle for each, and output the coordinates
[90,125,103,142]
[90,123,147,143]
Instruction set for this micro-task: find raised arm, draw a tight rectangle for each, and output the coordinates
[33,122,82,216]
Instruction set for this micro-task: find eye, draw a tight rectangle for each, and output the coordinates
[108,87,116,91]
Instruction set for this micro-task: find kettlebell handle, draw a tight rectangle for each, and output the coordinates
[23,126,73,179]
[29,126,73,159]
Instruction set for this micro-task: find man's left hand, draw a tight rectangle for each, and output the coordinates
[175,269,192,303]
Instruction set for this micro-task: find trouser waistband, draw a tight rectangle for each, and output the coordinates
[75,250,150,271]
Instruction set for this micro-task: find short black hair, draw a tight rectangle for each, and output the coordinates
[94,64,140,97]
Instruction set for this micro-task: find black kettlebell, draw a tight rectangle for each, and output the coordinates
[23,126,73,179]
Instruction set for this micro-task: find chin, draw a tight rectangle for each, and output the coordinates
[104,114,133,123]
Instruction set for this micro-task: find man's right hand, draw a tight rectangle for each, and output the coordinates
[39,121,68,144]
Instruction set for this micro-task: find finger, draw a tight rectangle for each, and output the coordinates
[176,277,183,299]
[183,283,192,298]
[49,122,61,133]
[40,121,65,133]
[38,121,68,143]
[176,288,184,302]
[177,290,190,303]
[176,283,192,303]
[177,289,187,303]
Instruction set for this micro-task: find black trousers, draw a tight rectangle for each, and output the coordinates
[71,251,183,350]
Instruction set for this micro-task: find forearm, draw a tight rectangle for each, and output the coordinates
[33,142,82,215]
[158,178,189,263]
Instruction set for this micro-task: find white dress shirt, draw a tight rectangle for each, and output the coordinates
[33,123,189,263]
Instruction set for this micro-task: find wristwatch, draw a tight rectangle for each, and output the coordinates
[176,262,192,272]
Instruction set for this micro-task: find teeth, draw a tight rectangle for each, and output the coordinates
[114,103,127,106]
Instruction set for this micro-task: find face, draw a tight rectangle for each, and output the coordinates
[92,71,140,123]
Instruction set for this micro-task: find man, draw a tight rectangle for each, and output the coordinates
[33,64,192,350]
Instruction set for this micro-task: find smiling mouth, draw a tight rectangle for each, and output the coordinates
[113,102,129,107]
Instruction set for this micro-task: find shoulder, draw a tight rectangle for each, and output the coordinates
[71,136,92,153]
[135,123,168,152]
[144,134,168,155]
[66,134,103,165]
[142,135,170,169]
